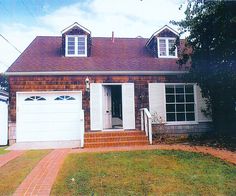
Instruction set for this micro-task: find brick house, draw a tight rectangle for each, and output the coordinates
[5,23,212,147]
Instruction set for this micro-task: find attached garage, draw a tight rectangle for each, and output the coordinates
[16,91,84,143]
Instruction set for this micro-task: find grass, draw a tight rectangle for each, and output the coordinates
[0,150,51,196]
[0,147,9,155]
[52,150,236,196]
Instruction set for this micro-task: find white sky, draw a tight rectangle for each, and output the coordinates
[0,0,186,72]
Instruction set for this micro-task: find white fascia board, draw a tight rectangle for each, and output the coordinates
[61,22,91,35]
[5,71,188,76]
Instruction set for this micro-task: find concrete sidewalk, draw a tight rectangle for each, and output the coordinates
[7,140,80,150]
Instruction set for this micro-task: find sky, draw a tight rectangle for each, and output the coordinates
[0,0,186,72]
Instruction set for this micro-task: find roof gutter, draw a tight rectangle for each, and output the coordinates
[4,71,188,76]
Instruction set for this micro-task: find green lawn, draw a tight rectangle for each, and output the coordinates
[0,147,9,155]
[0,150,51,196]
[52,150,236,196]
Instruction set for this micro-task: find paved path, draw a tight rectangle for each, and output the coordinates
[13,149,69,196]
[0,151,25,168]
[71,144,236,165]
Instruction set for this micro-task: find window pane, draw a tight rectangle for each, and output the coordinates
[167,113,175,121]
[78,37,85,55]
[67,37,75,55]
[186,95,194,102]
[166,85,174,93]
[176,85,184,93]
[176,95,184,102]
[177,113,185,121]
[186,104,194,112]
[168,39,176,56]
[159,39,166,56]
[166,95,175,103]
[166,104,175,112]
[176,104,185,112]
[186,113,195,121]
[185,85,193,93]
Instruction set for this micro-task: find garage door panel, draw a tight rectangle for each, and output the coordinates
[18,122,81,133]
[16,91,83,142]
[20,103,81,113]
[19,113,81,122]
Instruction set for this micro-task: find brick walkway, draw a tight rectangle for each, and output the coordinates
[71,144,236,165]
[0,150,25,168]
[13,149,69,196]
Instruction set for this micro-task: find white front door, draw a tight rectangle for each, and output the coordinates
[103,86,112,129]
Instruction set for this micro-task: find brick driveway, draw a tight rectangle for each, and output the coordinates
[0,150,25,168]
[13,149,69,196]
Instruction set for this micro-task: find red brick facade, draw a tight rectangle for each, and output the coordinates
[9,75,182,132]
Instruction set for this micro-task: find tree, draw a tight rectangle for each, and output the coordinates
[0,74,8,92]
[172,0,236,136]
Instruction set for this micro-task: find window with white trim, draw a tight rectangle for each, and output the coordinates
[165,84,196,122]
[158,38,177,58]
[66,35,87,57]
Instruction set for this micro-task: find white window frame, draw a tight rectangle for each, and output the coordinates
[165,83,198,125]
[157,37,177,58]
[65,35,87,57]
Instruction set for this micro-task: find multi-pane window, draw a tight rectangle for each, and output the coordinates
[159,39,166,56]
[66,35,87,57]
[158,38,177,58]
[165,84,195,122]
[67,37,75,55]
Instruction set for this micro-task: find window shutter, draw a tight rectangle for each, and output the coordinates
[122,83,135,129]
[90,83,103,130]
[148,83,166,123]
[196,85,212,122]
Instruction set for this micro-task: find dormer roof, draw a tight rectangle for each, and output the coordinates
[146,25,179,47]
[61,22,91,35]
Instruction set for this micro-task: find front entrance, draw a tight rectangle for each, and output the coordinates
[90,83,135,131]
[103,85,122,129]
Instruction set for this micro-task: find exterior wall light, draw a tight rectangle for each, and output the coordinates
[85,77,90,92]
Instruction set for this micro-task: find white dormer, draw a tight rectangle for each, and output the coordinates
[61,22,91,57]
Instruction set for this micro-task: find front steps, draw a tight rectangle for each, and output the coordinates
[84,131,149,148]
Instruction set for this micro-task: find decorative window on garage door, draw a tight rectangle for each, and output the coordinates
[54,95,76,101]
[24,96,46,101]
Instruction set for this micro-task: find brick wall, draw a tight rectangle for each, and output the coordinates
[9,75,182,134]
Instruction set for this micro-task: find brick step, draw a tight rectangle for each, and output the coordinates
[85,135,147,143]
[84,140,149,148]
[85,131,145,138]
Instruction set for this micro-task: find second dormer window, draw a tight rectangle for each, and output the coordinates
[157,38,177,58]
[66,35,87,57]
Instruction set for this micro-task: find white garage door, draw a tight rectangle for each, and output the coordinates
[16,91,83,142]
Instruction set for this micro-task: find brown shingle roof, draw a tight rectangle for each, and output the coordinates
[7,36,183,73]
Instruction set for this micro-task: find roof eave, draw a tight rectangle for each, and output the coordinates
[5,70,188,76]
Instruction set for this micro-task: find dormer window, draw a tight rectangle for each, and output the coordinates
[157,38,177,58]
[66,35,87,57]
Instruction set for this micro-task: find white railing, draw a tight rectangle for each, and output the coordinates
[140,108,152,145]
